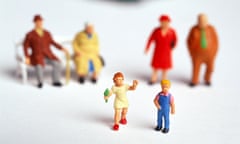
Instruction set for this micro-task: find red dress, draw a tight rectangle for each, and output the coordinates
[146,27,177,70]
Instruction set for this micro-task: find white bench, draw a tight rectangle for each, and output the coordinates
[15,36,74,84]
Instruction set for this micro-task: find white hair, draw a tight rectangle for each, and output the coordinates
[85,22,93,28]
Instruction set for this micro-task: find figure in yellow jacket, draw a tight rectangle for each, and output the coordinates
[73,23,103,84]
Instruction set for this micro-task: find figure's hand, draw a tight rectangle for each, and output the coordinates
[62,48,69,55]
[133,80,138,87]
[25,57,30,65]
[104,96,108,103]
[157,105,161,110]
[104,96,108,100]
[75,52,81,57]
[144,49,148,55]
[171,109,175,114]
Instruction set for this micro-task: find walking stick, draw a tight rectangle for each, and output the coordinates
[65,52,71,84]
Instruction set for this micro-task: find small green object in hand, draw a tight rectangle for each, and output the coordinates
[104,88,110,103]
[104,88,110,96]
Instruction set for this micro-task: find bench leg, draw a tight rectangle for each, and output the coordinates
[20,63,27,84]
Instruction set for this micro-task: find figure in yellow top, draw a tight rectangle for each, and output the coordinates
[104,72,138,131]
[73,23,103,84]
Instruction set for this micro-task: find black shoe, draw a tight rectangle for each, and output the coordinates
[162,128,169,133]
[189,82,196,87]
[37,83,43,88]
[205,81,211,86]
[155,126,162,131]
[78,77,85,84]
[53,82,62,87]
[148,81,155,85]
[91,78,97,84]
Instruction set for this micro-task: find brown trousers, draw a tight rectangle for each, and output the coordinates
[191,56,215,84]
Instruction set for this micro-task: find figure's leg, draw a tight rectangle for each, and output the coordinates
[162,109,170,133]
[204,58,215,86]
[46,59,62,86]
[149,69,158,85]
[89,60,97,83]
[190,58,202,87]
[113,109,121,130]
[74,56,88,84]
[92,72,97,83]
[162,69,168,80]
[164,110,170,129]
[155,110,163,131]
[34,65,43,88]
[120,108,128,124]
[91,57,103,83]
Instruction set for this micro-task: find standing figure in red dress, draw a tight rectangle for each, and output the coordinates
[145,15,177,85]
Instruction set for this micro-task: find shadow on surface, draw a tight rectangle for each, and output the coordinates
[0,66,78,85]
[84,0,159,6]
[125,67,190,86]
[85,113,113,127]
[170,72,190,85]
[88,0,144,3]
[72,111,113,128]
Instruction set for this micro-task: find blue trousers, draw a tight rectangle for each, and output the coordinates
[157,108,170,129]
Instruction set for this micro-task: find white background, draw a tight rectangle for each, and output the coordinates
[0,0,240,143]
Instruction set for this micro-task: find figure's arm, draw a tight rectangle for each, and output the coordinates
[49,32,69,54]
[145,30,155,54]
[211,26,219,52]
[49,32,63,50]
[72,33,84,56]
[89,34,100,56]
[23,34,31,64]
[187,27,194,56]
[171,29,178,49]
[128,80,138,90]
[187,28,193,47]
[171,103,175,114]
[94,34,100,54]
[170,96,175,114]
[154,96,161,109]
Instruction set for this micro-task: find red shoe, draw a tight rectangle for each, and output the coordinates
[120,118,127,125]
[112,124,119,131]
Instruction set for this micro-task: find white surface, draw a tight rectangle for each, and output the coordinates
[0,0,240,144]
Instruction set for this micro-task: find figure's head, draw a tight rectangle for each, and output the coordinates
[85,22,94,35]
[159,15,171,29]
[33,14,43,29]
[161,79,171,93]
[113,72,124,86]
[197,13,208,29]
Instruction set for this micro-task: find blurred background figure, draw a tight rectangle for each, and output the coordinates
[73,23,103,84]
[23,14,69,88]
[187,14,218,87]
[145,15,177,85]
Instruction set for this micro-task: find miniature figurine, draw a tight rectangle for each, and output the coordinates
[154,80,175,133]
[104,72,138,131]
[187,14,219,87]
[145,15,177,85]
[72,23,103,84]
[23,14,69,88]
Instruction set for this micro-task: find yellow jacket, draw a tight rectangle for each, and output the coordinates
[72,31,102,75]
[73,31,99,57]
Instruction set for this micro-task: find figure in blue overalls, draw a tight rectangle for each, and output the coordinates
[154,80,175,133]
